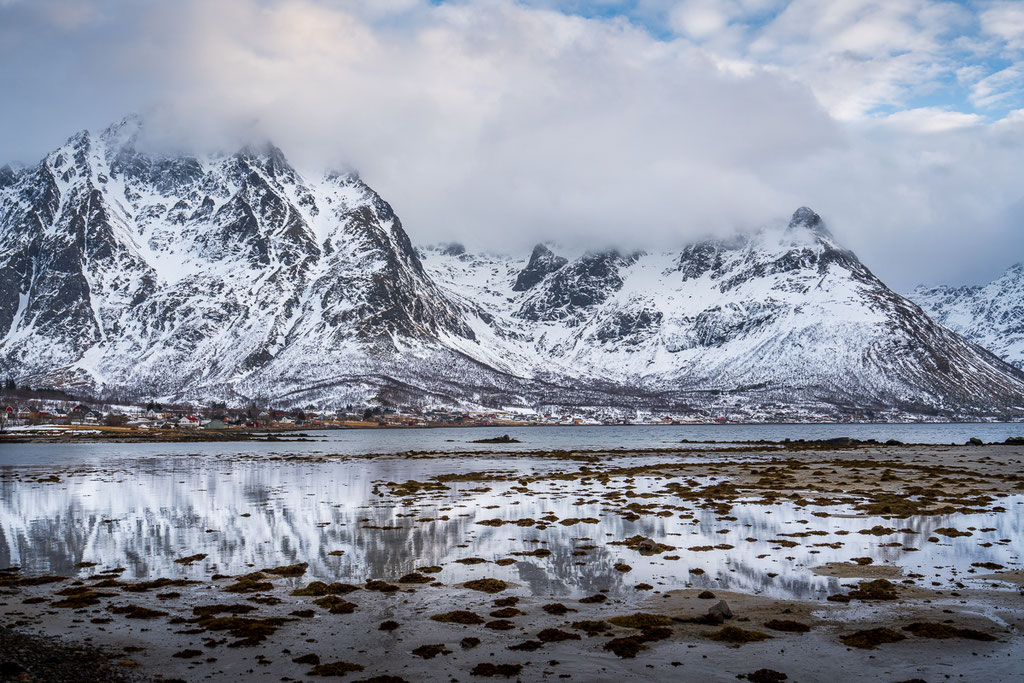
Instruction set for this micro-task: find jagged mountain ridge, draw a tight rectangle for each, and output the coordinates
[0,118,474,403]
[911,264,1024,370]
[2,120,1023,417]
[425,210,1024,417]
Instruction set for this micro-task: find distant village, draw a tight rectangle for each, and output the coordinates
[0,399,740,431]
[0,380,976,433]
[0,385,821,431]
[0,396,948,435]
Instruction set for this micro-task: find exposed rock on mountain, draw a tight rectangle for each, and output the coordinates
[513,244,568,291]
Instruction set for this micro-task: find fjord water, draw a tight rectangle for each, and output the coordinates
[1,424,1021,603]
[2,422,1024,466]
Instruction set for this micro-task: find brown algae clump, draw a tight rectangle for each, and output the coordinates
[607,613,673,629]
[840,628,906,649]
[192,604,258,617]
[486,619,516,630]
[386,480,447,496]
[602,627,672,659]
[934,527,973,538]
[107,604,168,619]
[398,573,432,584]
[308,661,365,676]
[463,578,511,593]
[470,663,523,677]
[195,615,292,646]
[537,628,581,642]
[747,669,789,683]
[123,578,193,593]
[706,626,773,644]
[903,622,996,641]
[292,581,360,596]
[603,636,648,658]
[365,580,399,593]
[608,536,676,555]
[541,603,573,615]
[847,579,899,600]
[764,619,811,633]
[313,596,358,614]
[572,620,610,636]
[222,572,274,593]
[431,610,485,625]
[411,644,452,659]
[263,563,308,577]
[51,587,116,608]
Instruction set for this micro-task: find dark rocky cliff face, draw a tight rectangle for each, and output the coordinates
[517,250,638,324]
[513,244,568,291]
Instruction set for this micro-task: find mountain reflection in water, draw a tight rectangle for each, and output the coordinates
[0,454,1020,601]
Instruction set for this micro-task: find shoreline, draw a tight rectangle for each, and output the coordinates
[2,421,1022,445]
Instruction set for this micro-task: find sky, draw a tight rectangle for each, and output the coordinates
[1,0,1022,290]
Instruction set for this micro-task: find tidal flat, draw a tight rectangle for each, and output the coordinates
[0,439,1022,681]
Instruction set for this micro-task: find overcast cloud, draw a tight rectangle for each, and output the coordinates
[1,0,1022,289]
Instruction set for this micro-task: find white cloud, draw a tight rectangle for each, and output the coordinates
[669,0,735,40]
[980,1,1024,52]
[120,0,839,251]
[777,109,1024,288]
[970,63,1024,109]
[741,0,974,120]
[0,0,1023,290]
[878,106,983,132]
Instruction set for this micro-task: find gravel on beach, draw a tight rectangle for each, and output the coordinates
[0,625,152,683]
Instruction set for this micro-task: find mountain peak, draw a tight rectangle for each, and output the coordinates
[439,242,466,257]
[0,164,16,188]
[63,128,93,151]
[788,206,823,231]
[99,114,144,152]
[513,243,568,291]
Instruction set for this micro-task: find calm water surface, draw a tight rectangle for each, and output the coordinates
[3,422,1024,466]
[1,425,1021,603]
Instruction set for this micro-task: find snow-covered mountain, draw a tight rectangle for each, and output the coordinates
[911,264,1024,370]
[2,119,1023,418]
[423,209,1024,418]
[0,117,483,406]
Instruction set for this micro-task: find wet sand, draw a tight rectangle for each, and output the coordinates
[1,442,1022,681]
